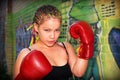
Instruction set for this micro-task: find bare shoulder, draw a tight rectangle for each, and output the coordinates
[13,48,31,78]
[17,48,31,59]
[15,48,31,65]
[62,42,75,54]
[63,42,73,49]
[57,42,73,49]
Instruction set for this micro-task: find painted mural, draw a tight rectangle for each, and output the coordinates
[4,0,120,80]
[16,18,32,57]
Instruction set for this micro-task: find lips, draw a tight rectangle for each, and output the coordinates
[48,40,56,44]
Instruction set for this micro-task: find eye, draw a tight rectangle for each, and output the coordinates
[55,29,60,32]
[44,29,50,31]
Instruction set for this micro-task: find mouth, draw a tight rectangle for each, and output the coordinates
[46,41,56,47]
[48,41,56,44]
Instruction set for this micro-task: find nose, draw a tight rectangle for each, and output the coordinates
[50,32,55,39]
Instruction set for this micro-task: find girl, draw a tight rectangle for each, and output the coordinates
[14,5,94,80]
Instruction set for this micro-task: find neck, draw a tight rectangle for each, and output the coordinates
[36,40,57,49]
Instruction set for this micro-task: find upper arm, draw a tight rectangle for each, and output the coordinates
[64,42,88,77]
[13,48,30,79]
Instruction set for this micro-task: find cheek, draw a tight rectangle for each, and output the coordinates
[39,34,47,42]
[38,31,46,39]
[55,33,60,39]
[57,32,60,37]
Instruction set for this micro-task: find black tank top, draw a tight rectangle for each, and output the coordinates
[42,63,72,80]
[28,42,73,80]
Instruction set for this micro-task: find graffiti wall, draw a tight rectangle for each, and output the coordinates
[5,0,120,80]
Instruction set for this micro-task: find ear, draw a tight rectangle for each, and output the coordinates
[33,23,39,32]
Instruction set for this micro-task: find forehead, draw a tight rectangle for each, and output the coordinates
[39,18,61,28]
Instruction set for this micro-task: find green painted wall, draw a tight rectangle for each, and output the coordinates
[6,0,120,79]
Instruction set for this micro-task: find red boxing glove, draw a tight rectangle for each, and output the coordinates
[15,50,52,80]
[69,21,94,59]
[15,73,23,80]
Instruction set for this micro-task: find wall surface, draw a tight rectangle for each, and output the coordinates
[1,0,120,80]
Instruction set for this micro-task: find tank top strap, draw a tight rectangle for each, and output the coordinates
[27,47,31,51]
[62,42,68,55]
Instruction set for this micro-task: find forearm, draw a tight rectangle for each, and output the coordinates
[72,58,88,77]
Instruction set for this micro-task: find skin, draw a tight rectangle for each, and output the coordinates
[13,17,88,79]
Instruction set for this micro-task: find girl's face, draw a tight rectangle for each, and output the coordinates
[34,18,61,47]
